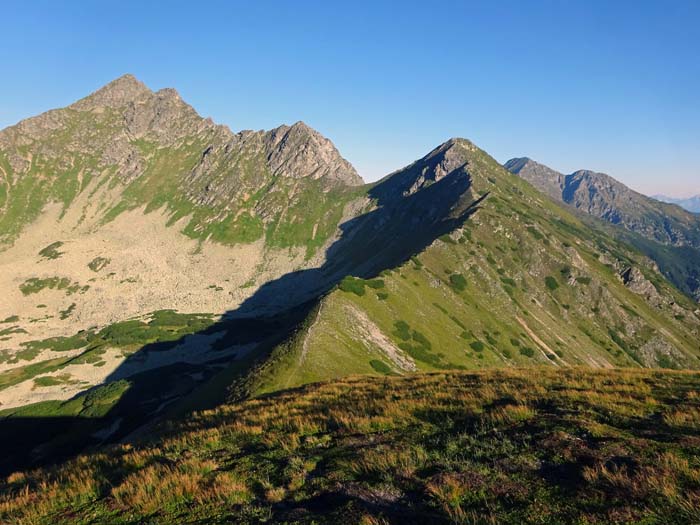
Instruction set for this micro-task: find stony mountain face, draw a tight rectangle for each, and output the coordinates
[505,157,700,300]
[653,194,700,213]
[0,74,362,248]
[2,76,700,473]
[505,158,700,248]
[501,157,564,200]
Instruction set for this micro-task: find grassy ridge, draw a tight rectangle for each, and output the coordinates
[250,148,700,393]
[2,368,699,524]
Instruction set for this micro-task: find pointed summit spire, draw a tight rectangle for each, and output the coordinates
[72,74,152,110]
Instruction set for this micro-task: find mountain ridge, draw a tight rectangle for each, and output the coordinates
[505,156,700,300]
[2,76,700,476]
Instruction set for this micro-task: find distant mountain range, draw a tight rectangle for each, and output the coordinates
[652,194,700,213]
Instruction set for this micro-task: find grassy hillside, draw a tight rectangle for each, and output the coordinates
[2,368,699,524]
[249,146,700,394]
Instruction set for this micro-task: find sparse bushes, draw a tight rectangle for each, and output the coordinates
[21,333,90,352]
[38,241,64,260]
[470,341,485,352]
[88,256,110,272]
[393,320,411,341]
[393,320,442,366]
[59,303,76,320]
[411,330,431,350]
[526,226,544,240]
[339,276,366,296]
[19,276,88,296]
[338,276,385,296]
[411,256,423,269]
[500,277,516,287]
[95,310,214,347]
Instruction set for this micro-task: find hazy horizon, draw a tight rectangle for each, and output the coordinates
[2,1,698,196]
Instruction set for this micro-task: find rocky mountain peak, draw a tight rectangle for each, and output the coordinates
[72,74,152,111]
[504,157,565,200]
[264,121,363,186]
[371,138,476,200]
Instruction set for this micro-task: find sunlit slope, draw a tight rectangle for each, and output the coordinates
[250,143,700,394]
[3,368,699,524]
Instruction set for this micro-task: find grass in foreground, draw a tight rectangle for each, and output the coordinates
[1,368,699,524]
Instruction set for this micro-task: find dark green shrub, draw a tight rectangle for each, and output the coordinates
[38,241,64,260]
[366,279,385,289]
[519,346,535,357]
[526,226,544,240]
[393,320,411,341]
[412,330,432,350]
[449,273,467,292]
[339,276,366,296]
[88,257,111,272]
[545,276,559,290]
[369,360,392,374]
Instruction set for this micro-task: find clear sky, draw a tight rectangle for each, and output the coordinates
[1,1,698,196]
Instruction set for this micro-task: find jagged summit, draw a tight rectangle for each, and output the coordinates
[72,73,153,110]
[265,120,363,186]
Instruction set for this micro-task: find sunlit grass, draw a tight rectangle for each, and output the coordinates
[1,367,699,524]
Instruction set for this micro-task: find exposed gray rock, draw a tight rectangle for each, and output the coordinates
[505,157,700,249]
[264,122,362,186]
[619,266,662,306]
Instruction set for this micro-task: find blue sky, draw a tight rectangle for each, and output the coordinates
[1,1,698,195]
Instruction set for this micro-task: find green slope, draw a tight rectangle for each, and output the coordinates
[2,368,699,524]
[249,142,700,393]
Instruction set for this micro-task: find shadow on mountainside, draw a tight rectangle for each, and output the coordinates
[0,165,488,476]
